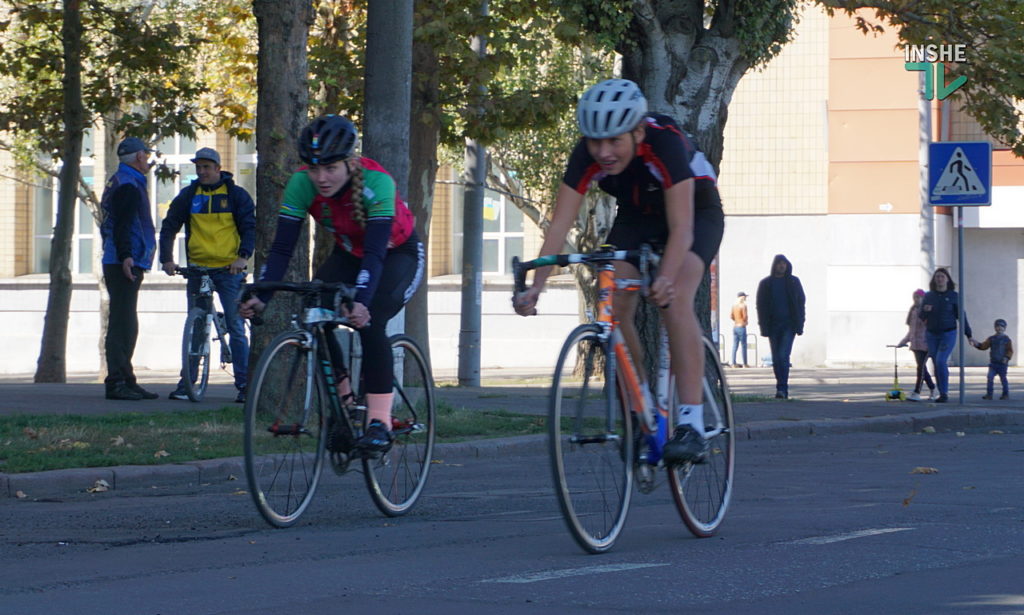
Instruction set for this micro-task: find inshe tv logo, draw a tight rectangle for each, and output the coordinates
[904,44,967,101]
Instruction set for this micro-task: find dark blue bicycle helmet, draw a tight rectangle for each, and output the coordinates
[298,115,358,165]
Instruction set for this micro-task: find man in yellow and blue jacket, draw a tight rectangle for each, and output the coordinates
[159,147,255,403]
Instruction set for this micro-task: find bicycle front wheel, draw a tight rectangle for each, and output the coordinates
[550,324,633,554]
[181,307,211,402]
[363,334,436,516]
[668,335,735,537]
[244,330,326,528]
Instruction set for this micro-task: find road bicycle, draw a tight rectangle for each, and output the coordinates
[176,265,236,402]
[241,280,435,528]
[513,245,735,553]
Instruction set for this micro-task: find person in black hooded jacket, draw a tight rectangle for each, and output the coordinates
[755,254,806,398]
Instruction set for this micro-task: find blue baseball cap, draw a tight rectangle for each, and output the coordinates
[117,137,152,156]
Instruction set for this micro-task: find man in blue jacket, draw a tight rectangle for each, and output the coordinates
[755,254,806,399]
[159,147,255,403]
[100,137,157,401]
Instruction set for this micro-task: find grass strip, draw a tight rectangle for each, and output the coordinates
[0,401,552,474]
[1,394,763,474]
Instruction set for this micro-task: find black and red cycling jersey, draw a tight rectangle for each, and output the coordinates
[562,113,720,217]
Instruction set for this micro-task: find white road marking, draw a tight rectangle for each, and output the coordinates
[480,563,670,584]
[789,527,914,545]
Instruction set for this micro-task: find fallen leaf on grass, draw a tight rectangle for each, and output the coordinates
[110,435,126,447]
[153,450,170,458]
[911,466,939,474]
[22,427,39,440]
[87,479,110,493]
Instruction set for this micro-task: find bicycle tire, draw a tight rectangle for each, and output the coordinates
[181,307,211,402]
[363,334,436,516]
[549,324,633,554]
[244,330,326,528]
[668,335,735,537]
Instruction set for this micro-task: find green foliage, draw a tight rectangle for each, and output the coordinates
[732,0,801,67]
[191,2,260,141]
[0,0,205,160]
[822,0,1024,155]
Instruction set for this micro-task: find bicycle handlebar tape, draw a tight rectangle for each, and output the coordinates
[239,285,264,327]
[512,256,526,294]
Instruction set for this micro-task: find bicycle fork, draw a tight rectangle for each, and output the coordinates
[213,313,232,365]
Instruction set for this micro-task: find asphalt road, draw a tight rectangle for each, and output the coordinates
[2,427,1022,614]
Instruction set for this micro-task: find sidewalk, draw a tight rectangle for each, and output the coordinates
[2,366,1022,498]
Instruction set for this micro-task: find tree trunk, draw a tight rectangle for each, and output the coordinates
[619,1,751,354]
[252,0,314,357]
[34,0,84,383]
[403,4,442,369]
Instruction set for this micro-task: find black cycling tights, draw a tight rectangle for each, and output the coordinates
[316,243,422,394]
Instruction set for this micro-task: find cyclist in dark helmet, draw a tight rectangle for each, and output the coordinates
[513,79,725,465]
[240,114,423,456]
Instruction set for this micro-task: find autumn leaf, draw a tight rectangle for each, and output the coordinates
[902,488,917,506]
[15,490,28,499]
[911,466,939,474]
[23,427,39,440]
[154,450,170,458]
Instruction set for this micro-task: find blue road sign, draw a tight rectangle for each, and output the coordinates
[928,141,992,206]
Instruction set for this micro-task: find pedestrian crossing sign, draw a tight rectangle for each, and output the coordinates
[928,141,992,206]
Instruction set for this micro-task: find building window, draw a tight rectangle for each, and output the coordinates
[482,188,524,275]
[32,130,96,274]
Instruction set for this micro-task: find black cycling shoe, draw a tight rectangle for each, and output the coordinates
[356,420,393,459]
[662,425,709,465]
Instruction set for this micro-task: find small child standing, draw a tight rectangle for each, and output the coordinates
[971,318,1014,400]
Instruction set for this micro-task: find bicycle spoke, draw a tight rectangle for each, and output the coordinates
[244,332,326,528]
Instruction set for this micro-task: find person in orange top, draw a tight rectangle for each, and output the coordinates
[730,291,749,367]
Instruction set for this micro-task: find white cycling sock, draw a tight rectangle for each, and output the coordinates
[676,404,705,434]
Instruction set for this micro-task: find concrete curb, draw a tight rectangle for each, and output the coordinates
[4,410,1022,499]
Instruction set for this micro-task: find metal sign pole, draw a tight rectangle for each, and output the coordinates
[957,206,965,404]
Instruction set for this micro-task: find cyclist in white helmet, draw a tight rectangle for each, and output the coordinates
[513,78,725,464]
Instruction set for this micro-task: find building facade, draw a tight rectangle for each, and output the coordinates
[1,6,1021,374]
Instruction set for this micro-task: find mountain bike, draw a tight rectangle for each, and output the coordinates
[176,265,236,402]
[513,245,735,553]
[241,280,435,528]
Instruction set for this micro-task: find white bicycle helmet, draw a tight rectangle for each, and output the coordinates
[576,79,648,139]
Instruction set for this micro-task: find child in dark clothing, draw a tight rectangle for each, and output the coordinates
[971,319,1014,400]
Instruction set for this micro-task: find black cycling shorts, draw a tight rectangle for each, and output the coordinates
[604,204,724,269]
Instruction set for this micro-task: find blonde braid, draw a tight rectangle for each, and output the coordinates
[349,158,367,229]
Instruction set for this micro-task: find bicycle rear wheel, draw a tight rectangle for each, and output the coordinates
[244,330,326,528]
[363,334,436,516]
[550,324,633,554]
[668,335,735,537]
[181,307,211,402]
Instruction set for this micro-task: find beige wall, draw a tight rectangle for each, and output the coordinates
[828,9,921,216]
[0,147,30,278]
[719,4,829,216]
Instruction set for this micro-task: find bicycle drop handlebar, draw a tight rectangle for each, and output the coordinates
[240,280,359,327]
[512,244,661,295]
